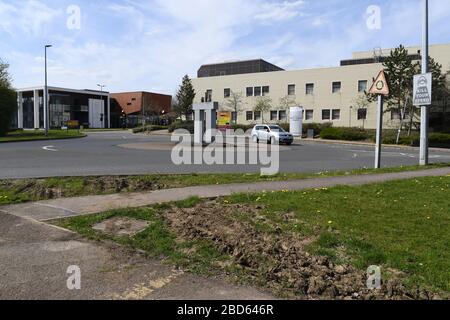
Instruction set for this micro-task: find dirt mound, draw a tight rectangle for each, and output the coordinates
[1,176,166,201]
[163,201,439,300]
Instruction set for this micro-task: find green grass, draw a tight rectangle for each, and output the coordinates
[52,176,450,296]
[0,164,449,206]
[0,129,86,143]
[227,176,450,294]
[53,204,228,275]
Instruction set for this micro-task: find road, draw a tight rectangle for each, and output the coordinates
[1,131,449,179]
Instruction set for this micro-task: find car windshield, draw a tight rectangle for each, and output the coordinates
[269,126,285,132]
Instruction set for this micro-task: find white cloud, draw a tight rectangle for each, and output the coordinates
[0,0,62,36]
[254,0,305,22]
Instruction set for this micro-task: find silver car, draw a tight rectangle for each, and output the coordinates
[251,125,294,145]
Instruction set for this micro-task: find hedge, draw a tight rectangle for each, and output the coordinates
[320,127,370,141]
[168,121,194,134]
[132,125,168,134]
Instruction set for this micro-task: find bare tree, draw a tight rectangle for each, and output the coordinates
[223,91,243,124]
[279,95,298,123]
[254,97,272,124]
[352,94,370,129]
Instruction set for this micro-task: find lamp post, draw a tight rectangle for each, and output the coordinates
[44,45,52,136]
[97,84,106,129]
[419,0,429,165]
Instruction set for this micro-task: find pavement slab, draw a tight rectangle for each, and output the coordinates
[0,211,273,300]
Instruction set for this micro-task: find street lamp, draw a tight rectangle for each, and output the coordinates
[44,44,52,136]
[97,84,106,129]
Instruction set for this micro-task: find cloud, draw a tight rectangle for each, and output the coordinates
[1,0,450,95]
[0,0,62,36]
[254,0,305,22]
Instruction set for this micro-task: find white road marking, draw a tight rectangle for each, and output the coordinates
[42,146,58,152]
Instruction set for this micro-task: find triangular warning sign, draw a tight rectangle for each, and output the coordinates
[369,70,390,96]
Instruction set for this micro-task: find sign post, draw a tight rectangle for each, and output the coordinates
[419,0,430,166]
[369,70,390,169]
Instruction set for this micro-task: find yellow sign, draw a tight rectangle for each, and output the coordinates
[218,112,232,127]
[369,70,390,96]
[67,120,80,129]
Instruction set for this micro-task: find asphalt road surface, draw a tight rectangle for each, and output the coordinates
[1,131,449,179]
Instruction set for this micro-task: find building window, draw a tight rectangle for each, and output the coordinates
[358,80,368,93]
[305,110,314,121]
[357,108,367,120]
[254,87,262,96]
[391,110,401,120]
[279,110,287,121]
[322,109,331,120]
[254,111,262,121]
[306,83,314,95]
[262,86,270,96]
[246,111,253,121]
[332,109,341,120]
[332,82,342,93]
[246,87,254,97]
[205,90,212,102]
[288,84,296,96]
[224,88,231,98]
[270,111,278,121]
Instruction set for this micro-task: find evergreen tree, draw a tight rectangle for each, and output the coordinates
[0,59,16,136]
[175,75,196,121]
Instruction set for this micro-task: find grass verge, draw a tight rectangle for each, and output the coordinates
[1,164,449,206]
[0,129,86,143]
[53,176,450,298]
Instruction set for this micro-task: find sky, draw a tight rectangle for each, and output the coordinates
[1,0,450,96]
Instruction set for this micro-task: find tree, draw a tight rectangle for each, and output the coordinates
[279,95,298,123]
[223,91,243,124]
[175,75,196,121]
[352,94,370,129]
[253,96,272,123]
[0,59,16,136]
[381,45,416,142]
[0,59,12,88]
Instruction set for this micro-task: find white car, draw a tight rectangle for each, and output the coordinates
[251,125,294,145]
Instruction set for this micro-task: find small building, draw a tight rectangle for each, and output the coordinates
[110,91,172,128]
[16,86,110,129]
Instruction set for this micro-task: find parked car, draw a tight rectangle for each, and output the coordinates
[251,125,294,145]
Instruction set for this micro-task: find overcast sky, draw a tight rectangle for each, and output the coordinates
[1,0,449,95]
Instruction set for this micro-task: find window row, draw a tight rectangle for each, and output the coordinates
[286,80,368,95]
[242,108,369,122]
[246,86,270,97]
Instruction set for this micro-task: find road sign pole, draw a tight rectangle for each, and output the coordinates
[420,0,429,166]
[375,95,384,169]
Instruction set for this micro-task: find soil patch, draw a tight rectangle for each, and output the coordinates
[93,217,151,236]
[163,201,439,300]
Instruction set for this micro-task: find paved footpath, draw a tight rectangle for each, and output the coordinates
[1,167,449,300]
[1,167,450,222]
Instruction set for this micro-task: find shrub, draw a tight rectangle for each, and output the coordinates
[132,125,168,134]
[303,123,333,137]
[429,133,450,148]
[320,127,370,141]
[168,121,194,134]
[231,124,254,132]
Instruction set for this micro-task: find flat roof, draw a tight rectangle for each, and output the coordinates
[16,86,110,96]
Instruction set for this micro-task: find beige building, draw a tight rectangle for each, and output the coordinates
[191,43,450,130]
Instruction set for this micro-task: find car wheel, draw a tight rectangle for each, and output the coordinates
[252,135,259,144]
